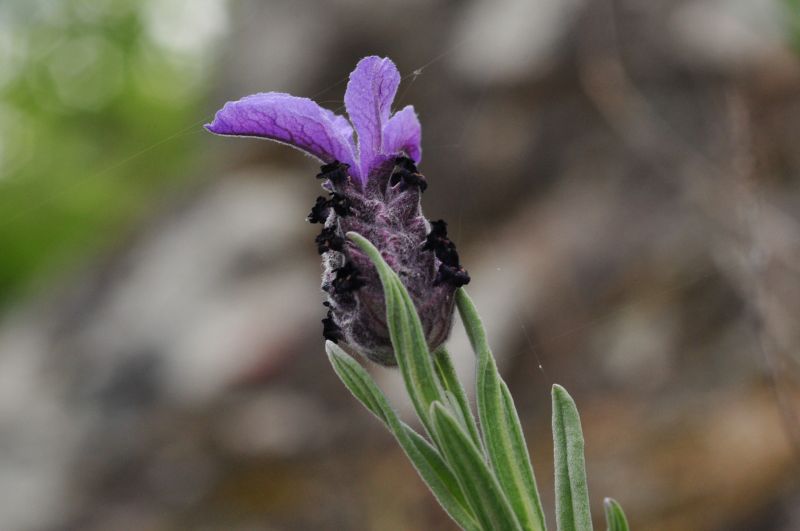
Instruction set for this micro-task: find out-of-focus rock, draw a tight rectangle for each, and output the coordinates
[451,0,586,85]
[670,0,792,72]
[0,169,327,530]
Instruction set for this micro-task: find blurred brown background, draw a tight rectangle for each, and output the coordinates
[2,0,800,529]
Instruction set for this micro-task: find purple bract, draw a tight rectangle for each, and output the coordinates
[206,56,468,365]
[206,56,421,186]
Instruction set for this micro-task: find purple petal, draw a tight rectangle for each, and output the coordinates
[320,107,356,155]
[205,92,358,175]
[344,56,401,179]
[382,105,422,163]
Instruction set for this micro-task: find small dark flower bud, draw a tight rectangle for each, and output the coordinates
[316,161,350,184]
[436,264,471,287]
[395,156,418,174]
[423,219,460,266]
[331,262,366,294]
[389,156,428,192]
[307,196,331,224]
[322,308,345,343]
[328,192,351,216]
[315,227,344,254]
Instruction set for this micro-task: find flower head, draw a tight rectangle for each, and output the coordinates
[206,56,468,365]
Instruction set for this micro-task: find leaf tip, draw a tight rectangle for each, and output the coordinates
[429,399,448,418]
[552,383,571,402]
[345,231,368,247]
[345,231,385,270]
[325,339,340,357]
[326,341,354,367]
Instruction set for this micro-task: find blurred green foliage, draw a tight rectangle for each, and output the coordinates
[0,0,224,307]
[788,0,800,51]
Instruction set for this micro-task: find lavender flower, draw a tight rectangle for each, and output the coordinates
[206,56,468,366]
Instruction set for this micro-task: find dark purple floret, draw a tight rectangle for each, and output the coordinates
[436,263,471,287]
[331,262,366,294]
[316,161,349,184]
[315,227,344,254]
[322,307,345,343]
[307,196,331,224]
[389,157,428,192]
[328,193,351,216]
[205,56,468,365]
[423,220,461,267]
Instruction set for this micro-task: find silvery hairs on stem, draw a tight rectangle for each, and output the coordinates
[206,56,469,365]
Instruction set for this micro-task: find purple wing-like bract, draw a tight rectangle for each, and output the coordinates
[205,92,358,176]
[206,57,422,185]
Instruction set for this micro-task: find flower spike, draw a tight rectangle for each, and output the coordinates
[207,56,463,365]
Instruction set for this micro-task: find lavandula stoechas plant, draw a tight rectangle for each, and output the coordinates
[208,57,630,531]
[207,56,468,366]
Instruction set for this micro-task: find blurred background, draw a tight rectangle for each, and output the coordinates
[1,0,800,529]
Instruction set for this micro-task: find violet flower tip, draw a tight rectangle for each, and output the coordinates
[204,112,227,135]
[354,54,393,68]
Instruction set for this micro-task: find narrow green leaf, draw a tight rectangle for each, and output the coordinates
[346,232,443,431]
[552,384,593,531]
[401,423,473,516]
[326,342,387,423]
[326,342,479,531]
[430,401,523,531]
[603,498,630,531]
[433,347,483,450]
[456,289,548,531]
